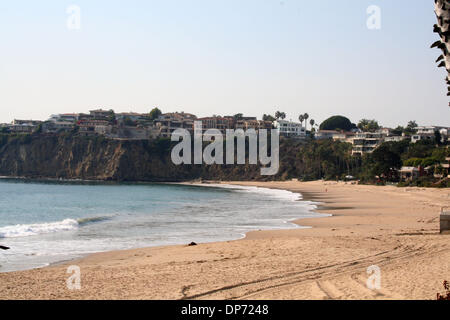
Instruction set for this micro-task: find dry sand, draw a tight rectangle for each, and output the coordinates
[0,181,449,300]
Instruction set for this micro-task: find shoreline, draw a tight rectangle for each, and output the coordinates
[181,181,329,233]
[0,180,449,299]
[0,181,320,273]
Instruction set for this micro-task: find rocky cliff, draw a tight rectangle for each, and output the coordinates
[0,134,360,182]
[0,134,264,181]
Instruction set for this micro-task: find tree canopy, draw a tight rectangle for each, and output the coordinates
[148,107,162,121]
[107,110,116,123]
[319,116,353,131]
[403,121,418,135]
[262,114,276,121]
[275,111,286,120]
[363,143,402,178]
[357,119,380,132]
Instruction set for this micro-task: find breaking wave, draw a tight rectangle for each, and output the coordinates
[0,216,111,238]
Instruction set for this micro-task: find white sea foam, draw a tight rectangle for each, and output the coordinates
[0,215,114,239]
[0,219,79,238]
[193,183,304,203]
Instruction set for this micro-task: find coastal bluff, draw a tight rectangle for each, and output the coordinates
[0,135,266,181]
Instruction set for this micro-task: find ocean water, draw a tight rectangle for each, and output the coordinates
[0,179,323,272]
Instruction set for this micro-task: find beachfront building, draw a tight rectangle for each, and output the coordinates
[333,131,355,143]
[235,117,256,130]
[49,113,79,123]
[254,120,273,131]
[198,116,273,136]
[315,130,355,142]
[12,119,42,126]
[315,130,338,140]
[274,120,306,138]
[154,112,197,138]
[116,112,147,122]
[351,132,385,155]
[236,119,273,131]
[89,109,113,120]
[42,121,75,133]
[411,133,431,144]
[411,126,450,144]
[385,135,409,142]
[372,127,408,143]
[377,127,394,136]
[8,123,37,133]
[78,113,95,121]
[77,119,110,136]
[399,166,421,181]
[198,116,235,134]
[6,120,43,133]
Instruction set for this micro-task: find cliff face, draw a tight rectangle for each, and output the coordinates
[0,135,263,181]
[0,135,122,180]
[0,134,355,182]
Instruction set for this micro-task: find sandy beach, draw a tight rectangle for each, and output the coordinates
[0,180,449,300]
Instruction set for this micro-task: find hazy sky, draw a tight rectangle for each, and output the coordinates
[0,0,448,127]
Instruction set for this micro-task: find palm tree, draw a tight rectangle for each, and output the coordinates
[276,111,286,120]
[298,115,304,128]
[308,119,316,136]
[432,0,450,98]
[275,111,281,120]
[303,113,309,131]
